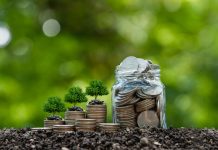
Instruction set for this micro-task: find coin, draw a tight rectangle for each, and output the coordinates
[44,120,65,127]
[53,125,75,133]
[137,110,159,128]
[31,127,52,131]
[99,123,120,132]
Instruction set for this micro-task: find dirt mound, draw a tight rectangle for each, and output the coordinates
[0,127,217,149]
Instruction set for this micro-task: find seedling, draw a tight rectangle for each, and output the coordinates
[43,96,66,120]
[65,86,87,111]
[86,80,109,105]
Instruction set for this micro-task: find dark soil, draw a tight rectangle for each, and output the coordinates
[68,106,83,111]
[88,100,104,105]
[0,127,217,150]
[47,116,62,120]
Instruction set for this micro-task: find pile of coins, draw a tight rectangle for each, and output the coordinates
[75,119,96,132]
[53,125,74,133]
[99,123,120,132]
[114,87,160,128]
[44,120,65,127]
[86,104,107,124]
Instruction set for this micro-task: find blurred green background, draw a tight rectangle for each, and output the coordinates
[0,0,218,128]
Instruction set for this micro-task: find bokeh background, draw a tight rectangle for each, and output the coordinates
[0,0,218,128]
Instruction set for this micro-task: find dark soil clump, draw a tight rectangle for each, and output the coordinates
[68,106,83,111]
[0,127,217,149]
[47,116,62,120]
[88,100,104,105]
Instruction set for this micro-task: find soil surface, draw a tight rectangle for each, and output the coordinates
[0,127,217,150]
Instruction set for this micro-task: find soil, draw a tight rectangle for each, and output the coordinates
[0,127,217,150]
[68,106,83,111]
[47,116,62,120]
[88,100,104,105]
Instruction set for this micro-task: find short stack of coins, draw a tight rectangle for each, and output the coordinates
[65,111,85,125]
[53,125,75,133]
[99,123,120,132]
[75,119,96,132]
[44,120,65,127]
[116,105,137,128]
[31,127,52,131]
[86,104,107,124]
[65,119,76,125]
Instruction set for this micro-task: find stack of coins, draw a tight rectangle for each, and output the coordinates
[65,111,85,124]
[53,125,75,133]
[31,127,52,131]
[86,105,107,124]
[135,99,156,113]
[116,105,137,128]
[137,110,159,128]
[65,119,76,125]
[44,120,65,127]
[75,119,96,132]
[115,88,138,107]
[99,123,120,132]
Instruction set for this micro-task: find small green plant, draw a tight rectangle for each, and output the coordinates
[86,80,109,100]
[65,86,88,107]
[43,96,66,117]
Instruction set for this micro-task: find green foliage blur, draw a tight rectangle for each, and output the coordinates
[0,0,218,128]
[86,80,109,99]
[65,86,87,107]
[43,96,66,116]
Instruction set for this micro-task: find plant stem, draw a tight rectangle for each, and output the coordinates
[95,95,98,100]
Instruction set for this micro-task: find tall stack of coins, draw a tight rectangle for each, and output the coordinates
[86,104,107,124]
[99,123,120,132]
[75,119,96,132]
[53,125,75,133]
[44,120,65,127]
[116,105,137,128]
[65,111,85,125]
[112,57,166,128]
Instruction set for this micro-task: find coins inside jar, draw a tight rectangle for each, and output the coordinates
[115,105,137,128]
[135,99,156,113]
[137,110,159,128]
